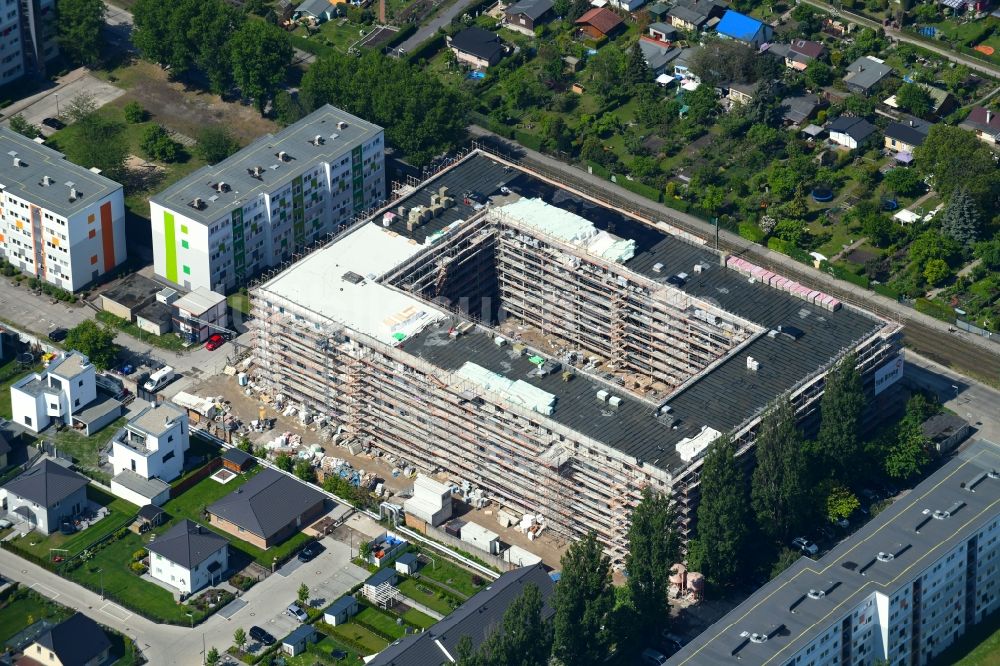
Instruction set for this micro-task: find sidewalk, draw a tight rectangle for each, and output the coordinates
[0,68,88,120]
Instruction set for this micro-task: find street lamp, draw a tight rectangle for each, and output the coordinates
[952,384,959,398]
[95,568,104,600]
[54,93,60,118]
[186,611,194,628]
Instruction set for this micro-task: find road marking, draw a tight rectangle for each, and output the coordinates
[30,583,60,600]
[100,602,132,622]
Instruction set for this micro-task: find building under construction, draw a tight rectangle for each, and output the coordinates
[250,151,902,566]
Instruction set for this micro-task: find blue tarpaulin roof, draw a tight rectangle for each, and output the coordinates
[716,10,764,41]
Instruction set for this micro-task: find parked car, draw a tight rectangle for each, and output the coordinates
[792,537,819,556]
[41,117,65,130]
[641,648,668,665]
[204,333,226,351]
[297,541,322,562]
[248,625,276,646]
[47,327,68,342]
[660,631,685,656]
[287,603,308,622]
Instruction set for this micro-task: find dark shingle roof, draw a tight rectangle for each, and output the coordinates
[366,567,398,587]
[147,519,228,568]
[207,469,326,539]
[828,116,877,142]
[324,595,358,616]
[35,613,111,666]
[369,564,555,666]
[450,27,503,62]
[0,430,12,457]
[506,0,554,21]
[138,504,165,521]
[396,552,419,566]
[2,459,88,507]
[222,448,254,466]
[884,117,932,146]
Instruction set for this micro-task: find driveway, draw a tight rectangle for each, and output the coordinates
[0,72,125,131]
[213,537,369,655]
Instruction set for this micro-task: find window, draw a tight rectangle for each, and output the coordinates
[131,459,136,472]
[74,398,80,406]
[88,229,96,239]
[163,450,175,462]
[24,415,31,426]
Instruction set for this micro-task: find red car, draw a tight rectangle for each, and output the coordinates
[205,334,226,351]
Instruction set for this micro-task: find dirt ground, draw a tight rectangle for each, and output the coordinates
[192,371,573,568]
[105,61,279,145]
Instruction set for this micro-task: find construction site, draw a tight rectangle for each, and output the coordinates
[247,150,903,567]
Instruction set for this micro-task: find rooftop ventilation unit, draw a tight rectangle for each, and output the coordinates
[652,262,664,273]
[68,187,79,202]
[248,166,264,180]
[276,150,289,162]
[807,588,826,599]
[876,551,894,563]
[13,156,22,167]
[608,396,622,408]
[337,121,348,130]
[40,175,52,186]
[312,134,324,146]
[190,197,206,210]
[596,390,609,402]
[217,181,229,193]
[749,633,768,644]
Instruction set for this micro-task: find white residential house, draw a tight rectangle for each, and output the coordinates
[0,128,126,292]
[147,519,229,595]
[10,351,96,433]
[109,403,189,482]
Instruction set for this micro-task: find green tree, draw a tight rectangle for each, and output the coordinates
[588,44,625,100]
[65,93,97,123]
[552,532,613,666]
[894,83,932,118]
[8,114,41,139]
[939,187,982,250]
[275,454,293,471]
[57,0,105,66]
[915,124,999,205]
[816,354,864,485]
[206,647,220,666]
[293,459,315,483]
[908,230,962,267]
[770,547,801,579]
[688,39,758,86]
[229,21,293,113]
[196,127,240,164]
[824,484,860,523]
[804,59,832,88]
[66,114,129,182]
[624,487,679,646]
[751,399,810,544]
[882,167,922,197]
[975,238,1000,271]
[140,124,182,163]
[297,582,310,606]
[688,434,752,589]
[274,91,306,126]
[624,43,651,90]
[64,320,120,370]
[885,415,930,481]
[233,627,247,652]
[476,584,552,666]
[191,0,243,94]
[123,101,148,123]
[685,83,719,126]
[922,258,950,286]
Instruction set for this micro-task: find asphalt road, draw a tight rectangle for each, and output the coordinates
[905,351,1000,445]
[799,0,1000,79]
[467,127,1000,386]
[394,0,482,55]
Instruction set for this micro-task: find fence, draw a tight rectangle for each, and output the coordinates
[419,523,514,572]
[957,319,995,340]
[170,456,222,499]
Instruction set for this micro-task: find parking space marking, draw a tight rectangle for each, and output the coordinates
[100,603,132,622]
[30,583,60,600]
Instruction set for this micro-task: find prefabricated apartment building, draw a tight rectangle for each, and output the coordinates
[250,151,902,565]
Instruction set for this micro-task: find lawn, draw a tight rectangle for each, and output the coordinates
[397,578,461,615]
[96,311,190,352]
[64,531,211,624]
[41,416,128,483]
[401,608,437,629]
[329,623,389,655]
[162,466,311,567]
[932,610,1000,665]
[10,486,137,560]
[0,587,73,647]
[416,557,484,597]
[356,607,407,640]
[227,293,250,315]
[0,357,42,421]
[285,635,365,666]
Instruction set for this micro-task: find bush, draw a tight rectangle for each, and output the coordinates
[123,101,148,123]
[915,297,955,323]
[196,127,240,164]
[129,562,147,574]
[739,222,765,243]
[132,549,147,562]
[616,175,662,203]
[140,124,182,163]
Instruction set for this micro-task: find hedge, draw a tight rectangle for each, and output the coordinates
[826,262,870,289]
[385,23,417,48]
[873,283,900,301]
[587,161,611,180]
[513,129,543,152]
[915,298,956,323]
[407,34,445,62]
[615,175,662,203]
[290,34,333,58]
[767,237,813,265]
[738,222,765,244]
[0,540,57,572]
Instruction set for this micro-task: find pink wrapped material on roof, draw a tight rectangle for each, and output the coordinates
[761,271,775,284]
[807,290,821,303]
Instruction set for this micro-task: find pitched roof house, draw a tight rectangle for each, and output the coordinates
[716,10,773,47]
[884,116,933,154]
[503,0,554,36]
[828,116,878,149]
[1,459,89,534]
[638,37,682,75]
[147,519,229,594]
[842,56,894,95]
[207,469,327,548]
[18,613,111,666]
[960,106,1000,145]
[448,27,505,68]
[575,7,624,39]
[666,0,724,31]
[368,564,556,666]
[781,93,821,125]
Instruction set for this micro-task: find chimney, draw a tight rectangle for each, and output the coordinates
[194,197,203,209]
[908,119,914,126]
[253,166,262,177]
[217,181,227,192]
[337,121,348,130]
[988,109,993,124]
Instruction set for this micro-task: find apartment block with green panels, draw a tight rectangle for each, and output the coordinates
[149,105,385,294]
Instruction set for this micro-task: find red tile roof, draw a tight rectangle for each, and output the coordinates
[790,39,824,59]
[575,7,623,34]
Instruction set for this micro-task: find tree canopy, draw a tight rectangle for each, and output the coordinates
[751,399,811,544]
[552,533,614,666]
[459,584,552,666]
[894,83,932,118]
[64,321,120,370]
[816,354,864,485]
[915,125,999,207]
[300,51,468,166]
[939,187,982,250]
[57,0,106,67]
[624,488,679,647]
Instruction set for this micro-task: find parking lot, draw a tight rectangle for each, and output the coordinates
[212,537,369,654]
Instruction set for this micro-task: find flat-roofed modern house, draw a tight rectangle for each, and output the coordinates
[18,612,111,666]
[206,469,327,548]
[0,128,126,292]
[147,519,229,595]
[1,459,89,534]
[171,286,228,343]
[109,402,189,482]
[149,105,385,293]
[9,352,115,435]
[667,440,1000,666]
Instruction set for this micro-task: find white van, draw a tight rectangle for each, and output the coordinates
[143,366,175,392]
